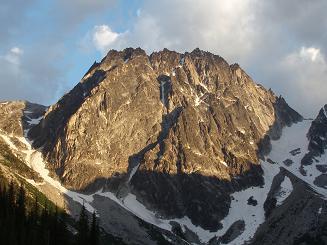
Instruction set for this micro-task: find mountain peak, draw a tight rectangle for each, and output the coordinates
[25,47,304,231]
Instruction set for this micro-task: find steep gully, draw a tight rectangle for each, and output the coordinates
[117,75,182,197]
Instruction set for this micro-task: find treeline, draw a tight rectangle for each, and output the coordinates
[0,180,100,245]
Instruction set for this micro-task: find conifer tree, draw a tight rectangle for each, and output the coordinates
[76,203,89,245]
[89,211,99,245]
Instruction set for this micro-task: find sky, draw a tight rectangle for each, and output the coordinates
[0,0,326,117]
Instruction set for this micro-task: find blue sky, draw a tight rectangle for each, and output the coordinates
[0,0,327,116]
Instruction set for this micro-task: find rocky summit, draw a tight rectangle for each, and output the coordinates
[1,48,326,245]
[28,48,302,230]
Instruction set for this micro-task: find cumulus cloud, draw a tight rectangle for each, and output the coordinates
[80,25,124,54]
[92,25,121,53]
[2,47,24,65]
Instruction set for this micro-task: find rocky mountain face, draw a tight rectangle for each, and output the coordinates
[301,105,327,188]
[27,48,302,231]
[302,105,327,164]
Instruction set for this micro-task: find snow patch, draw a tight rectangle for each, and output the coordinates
[194,94,208,107]
[198,82,209,92]
[27,116,43,125]
[220,160,228,167]
[238,128,246,134]
[194,96,201,106]
[160,80,167,105]
[275,176,293,206]
[0,133,18,151]
[179,57,185,65]
[128,163,140,182]
[83,73,91,80]
[162,235,173,243]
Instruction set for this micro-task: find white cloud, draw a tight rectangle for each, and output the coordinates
[299,47,323,62]
[92,25,120,53]
[1,47,23,65]
[10,47,23,55]
[80,25,123,54]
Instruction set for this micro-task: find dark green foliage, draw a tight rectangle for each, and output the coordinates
[89,212,100,245]
[0,180,73,245]
[0,141,113,245]
[76,206,102,245]
[77,204,90,245]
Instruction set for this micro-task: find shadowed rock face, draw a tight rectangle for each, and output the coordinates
[306,104,327,157]
[300,105,327,168]
[300,104,327,187]
[28,48,302,230]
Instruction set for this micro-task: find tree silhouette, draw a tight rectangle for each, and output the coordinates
[76,203,89,245]
[0,180,74,245]
[89,211,99,245]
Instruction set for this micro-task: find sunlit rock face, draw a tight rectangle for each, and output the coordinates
[28,48,302,230]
